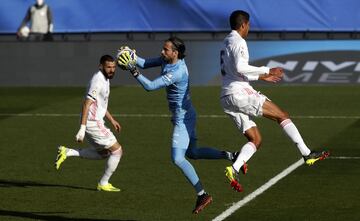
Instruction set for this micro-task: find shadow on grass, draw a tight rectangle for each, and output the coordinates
[0,209,137,221]
[0,179,95,191]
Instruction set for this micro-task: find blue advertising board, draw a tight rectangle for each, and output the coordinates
[1,0,360,33]
[187,40,360,85]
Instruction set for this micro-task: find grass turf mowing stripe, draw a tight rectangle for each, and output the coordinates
[212,158,304,221]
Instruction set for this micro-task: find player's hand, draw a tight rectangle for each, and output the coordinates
[116,46,137,70]
[260,74,282,83]
[128,66,140,77]
[117,51,131,68]
[75,124,86,142]
[269,67,283,78]
[111,120,121,133]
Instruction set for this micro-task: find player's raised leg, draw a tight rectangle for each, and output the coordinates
[186,139,237,162]
[55,146,103,170]
[55,146,67,170]
[262,100,330,165]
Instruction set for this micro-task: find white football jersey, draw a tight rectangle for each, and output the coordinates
[220,30,270,97]
[84,70,110,122]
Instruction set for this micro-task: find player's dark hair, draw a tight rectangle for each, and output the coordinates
[229,10,250,30]
[167,37,186,59]
[100,55,115,65]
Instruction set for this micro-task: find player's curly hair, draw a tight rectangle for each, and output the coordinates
[230,10,250,30]
[167,37,186,59]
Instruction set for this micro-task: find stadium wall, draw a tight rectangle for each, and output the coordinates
[2,38,360,86]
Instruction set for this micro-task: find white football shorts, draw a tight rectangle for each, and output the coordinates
[85,120,117,150]
[221,87,268,133]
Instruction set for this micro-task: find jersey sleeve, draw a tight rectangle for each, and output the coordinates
[47,5,53,27]
[136,74,167,91]
[233,43,269,81]
[136,69,182,91]
[136,56,163,69]
[86,78,101,101]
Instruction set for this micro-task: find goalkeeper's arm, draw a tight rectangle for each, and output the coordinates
[136,56,163,69]
[135,74,168,91]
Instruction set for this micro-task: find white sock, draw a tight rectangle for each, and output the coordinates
[79,148,103,160]
[65,148,80,157]
[280,119,311,156]
[99,148,122,185]
[197,190,205,196]
[233,142,257,172]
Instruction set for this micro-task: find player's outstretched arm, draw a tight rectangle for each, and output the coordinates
[259,67,283,83]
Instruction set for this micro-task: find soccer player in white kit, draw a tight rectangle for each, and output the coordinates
[221,10,329,192]
[55,55,123,192]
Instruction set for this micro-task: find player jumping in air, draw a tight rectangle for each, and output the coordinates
[117,38,237,214]
[220,10,329,192]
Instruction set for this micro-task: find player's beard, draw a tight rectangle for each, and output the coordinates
[107,73,114,79]
[161,55,170,63]
[105,71,115,79]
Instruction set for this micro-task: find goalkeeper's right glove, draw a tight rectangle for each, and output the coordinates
[117,52,132,70]
[117,52,140,77]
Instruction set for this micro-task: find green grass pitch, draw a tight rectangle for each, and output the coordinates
[0,85,359,221]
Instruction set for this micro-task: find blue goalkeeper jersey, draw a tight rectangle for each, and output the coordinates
[136,56,193,120]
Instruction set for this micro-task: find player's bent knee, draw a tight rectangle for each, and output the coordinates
[251,140,262,149]
[111,147,122,156]
[277,111,290,122]
[172,155,185,166]
[245,134,262,149]
[98,149,111,159]
[249,136,262,149]
[185,148,199,160]
[109,143,122,155]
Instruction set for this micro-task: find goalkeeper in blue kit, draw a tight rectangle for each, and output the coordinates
[117,37,236,214]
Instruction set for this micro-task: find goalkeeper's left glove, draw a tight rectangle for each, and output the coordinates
[117,46,136,70]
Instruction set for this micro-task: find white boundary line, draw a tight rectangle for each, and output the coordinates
[212,156,359,221]
[212,158,304,221]
[1,113,360,119]
[329,156,360,159]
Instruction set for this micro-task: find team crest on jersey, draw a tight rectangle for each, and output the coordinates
[91,90,97,97]
[240,47,245,56]
[163,73,173,82]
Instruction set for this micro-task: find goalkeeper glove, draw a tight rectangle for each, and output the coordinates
[129,65,140,77]
[116,46,137,70]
